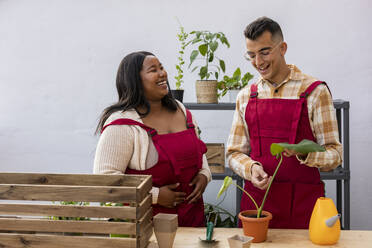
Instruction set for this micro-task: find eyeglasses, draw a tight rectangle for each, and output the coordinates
[244,42,282,61]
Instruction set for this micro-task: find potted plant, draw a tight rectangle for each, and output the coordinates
[172,19,189,102]
[188,30,230,103]
[217,139,325,242]
[217,67,254,102]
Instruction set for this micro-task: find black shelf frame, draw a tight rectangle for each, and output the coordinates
[185,99,350,229]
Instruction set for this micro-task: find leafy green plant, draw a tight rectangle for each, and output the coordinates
[101,202,130,238]
[217,68,254,98]
[174,19,188,90]
[188,30,230,80]
[50,201,90,221]
[217,139,325,218]
[204,203,237,227]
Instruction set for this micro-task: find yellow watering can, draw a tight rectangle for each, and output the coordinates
[309,197,341,245]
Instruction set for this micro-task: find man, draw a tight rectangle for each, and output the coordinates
[226,17,342,228]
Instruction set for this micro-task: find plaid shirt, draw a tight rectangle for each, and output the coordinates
[226,64,343,181]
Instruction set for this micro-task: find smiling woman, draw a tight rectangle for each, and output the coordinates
[93,51,212,227]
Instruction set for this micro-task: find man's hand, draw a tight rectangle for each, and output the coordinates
[186,174,208,203]
[158,183,186,208]
[283,148,306,157]
[251,164,272,190]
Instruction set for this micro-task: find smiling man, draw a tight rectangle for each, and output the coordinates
[227,17,343,228]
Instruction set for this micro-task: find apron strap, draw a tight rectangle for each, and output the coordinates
[289,81,327,143]
[101,118,158,137]
[185,109,195,129]
[249,84,262,157]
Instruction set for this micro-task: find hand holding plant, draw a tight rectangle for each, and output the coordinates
[217,139,325,218]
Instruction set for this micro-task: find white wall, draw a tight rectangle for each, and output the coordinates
[1,0,371,229]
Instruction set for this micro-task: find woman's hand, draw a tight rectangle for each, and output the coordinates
[186,174,208,203]
[158,183,186,208]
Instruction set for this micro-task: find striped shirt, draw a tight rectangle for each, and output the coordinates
[226,64,343,181]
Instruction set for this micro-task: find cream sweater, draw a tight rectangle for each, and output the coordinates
[93,101,211,203]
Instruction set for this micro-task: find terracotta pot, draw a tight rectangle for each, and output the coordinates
[238,210,272,243]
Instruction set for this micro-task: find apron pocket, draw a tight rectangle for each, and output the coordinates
[292,182,324,228]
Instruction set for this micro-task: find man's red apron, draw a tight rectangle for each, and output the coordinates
[242,81,327,229]
[101,109,206,227]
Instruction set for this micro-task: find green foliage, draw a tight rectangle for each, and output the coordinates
[50,201,90,221]
[188,30,230,80]
[270,139,326,157]
[217,68,254,98]
[218,139,326,218]
[204,203,237,228]
[174,18,189,89]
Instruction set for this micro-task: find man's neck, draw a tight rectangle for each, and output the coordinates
[268,65,291,86]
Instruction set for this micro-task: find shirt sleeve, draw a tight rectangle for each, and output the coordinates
[297,84,343,170]
[93,125,160,203]
[226,89,262,181]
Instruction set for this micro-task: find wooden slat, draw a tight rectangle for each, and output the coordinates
[0,218,137,235]
[0,173,150,187]
[137,176,152,203]
[138,208,152,236]
[0,233,136,248]
[139,222,153,248]
[137,194,152,219]
[0,185,137,202]
[0,203,138,220]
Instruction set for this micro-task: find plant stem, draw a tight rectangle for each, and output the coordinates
[257,153,283,218]
[232,181,259,210]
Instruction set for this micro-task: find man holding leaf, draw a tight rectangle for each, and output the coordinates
[226,17,342,228]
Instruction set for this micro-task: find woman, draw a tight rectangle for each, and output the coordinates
[94,51,211,227]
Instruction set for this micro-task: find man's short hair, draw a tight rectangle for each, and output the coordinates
[244,17,283,42]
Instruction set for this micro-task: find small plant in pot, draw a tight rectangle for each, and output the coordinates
[172,19,189,102]
[217,67,254,102]
[188,30,230,103]
[217,139,325,243]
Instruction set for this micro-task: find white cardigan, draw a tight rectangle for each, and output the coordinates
[93,101,211,203]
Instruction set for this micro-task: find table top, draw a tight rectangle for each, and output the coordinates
[149,227,371,247]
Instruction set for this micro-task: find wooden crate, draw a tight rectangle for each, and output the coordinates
[206,143,225,173]
[0,173,153,248]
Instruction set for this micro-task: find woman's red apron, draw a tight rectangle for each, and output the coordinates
[101,109,207,227]
[242,81,327,229]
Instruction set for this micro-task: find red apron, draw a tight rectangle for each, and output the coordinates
[101,109,207,227]
[241,81,327,229]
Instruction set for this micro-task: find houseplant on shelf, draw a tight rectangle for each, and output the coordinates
[172,19,189,102]
[217,139,325,243]
[217,67,254,102]
[188,30,230,103]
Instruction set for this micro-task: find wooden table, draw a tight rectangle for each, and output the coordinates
[149,227,372,247]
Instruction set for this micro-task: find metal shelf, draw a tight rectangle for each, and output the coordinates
[185,99,350,229]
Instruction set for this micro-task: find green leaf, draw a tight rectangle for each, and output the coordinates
[217,176,232,198]
[210,41,218,52]
[233,67,241,81]
[270,139,326,156]
[189,50,199,67]
[191,66,199,72]
[219,59,226,72]
[192,38,202,44]
[199,66,208,79]
[209,52,214,62]
[214,72,218,80]
[199,44,208,56]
